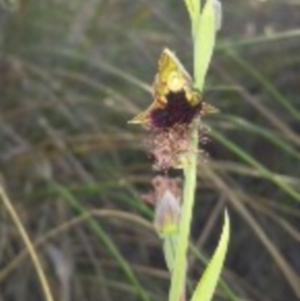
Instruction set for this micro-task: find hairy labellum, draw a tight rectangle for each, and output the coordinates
[150,90,202,128]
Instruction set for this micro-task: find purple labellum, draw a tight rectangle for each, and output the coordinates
[150,90,202,128]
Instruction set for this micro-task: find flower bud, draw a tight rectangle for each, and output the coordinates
[154,190,181,238]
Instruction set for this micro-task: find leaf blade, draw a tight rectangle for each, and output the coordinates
[194,0,217,90]
[191,210,230,301]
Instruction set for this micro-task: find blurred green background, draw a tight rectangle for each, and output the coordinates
[0,0,300,300]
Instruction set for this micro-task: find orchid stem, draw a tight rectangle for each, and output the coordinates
[169,124,199,301]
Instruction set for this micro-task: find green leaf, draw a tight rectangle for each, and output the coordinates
[190,210,230,301]
[183,0,195,21]
[183,0,201,21]
[194,0,217,90]
[183,0,201,38]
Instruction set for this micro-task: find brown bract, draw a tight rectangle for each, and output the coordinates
[143,175,182,205]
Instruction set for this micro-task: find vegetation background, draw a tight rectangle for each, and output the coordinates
[0,0,299,300]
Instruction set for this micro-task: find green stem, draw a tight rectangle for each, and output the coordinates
[169,1,216,299]
[169,125,199,301]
